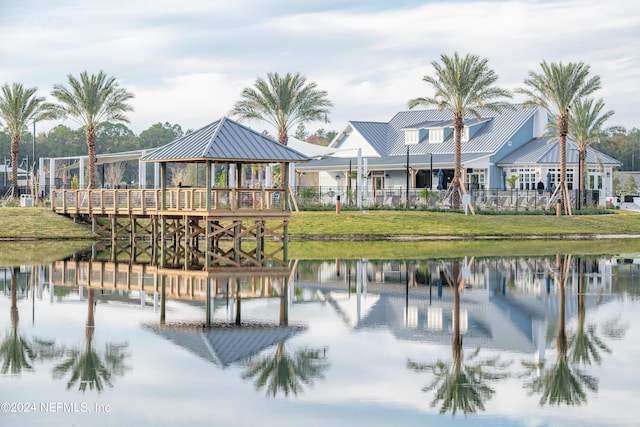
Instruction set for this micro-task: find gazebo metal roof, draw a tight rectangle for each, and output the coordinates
[140,116,310,164]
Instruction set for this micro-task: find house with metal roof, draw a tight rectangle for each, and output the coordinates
[294,104,619,206]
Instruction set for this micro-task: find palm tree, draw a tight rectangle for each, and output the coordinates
[0,83,56,198]
[230,72,333,145]
[408,260,510,415]
[568,98,614,205]
[51,71,135,188]
[52,288,129,392]
[241,342,329,397]
[516,61,601,213]
[408,52,512,209]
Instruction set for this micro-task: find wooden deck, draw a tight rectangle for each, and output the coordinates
[51,188,289,218]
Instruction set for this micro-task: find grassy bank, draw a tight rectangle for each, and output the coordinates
[0,207,97,240]
[1,207,640,240]
[288,210,640,238]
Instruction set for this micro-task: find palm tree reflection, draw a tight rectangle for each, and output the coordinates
[408,260,510,415]
[522,255,602,406]
[53,288,129,393]
[242,343,329,398]
[0,267,35,374]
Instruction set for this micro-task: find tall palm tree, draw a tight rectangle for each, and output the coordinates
[568,98,614,202]
[230,72,333,145]
[516,61,601,213]
[408,260,510,415]
[51,71,135,188]
[52,288,129,392]
[408,52,512,209]
[241,342,329,397]
[0,83,56,198]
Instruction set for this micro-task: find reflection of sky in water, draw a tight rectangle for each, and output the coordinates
[0,260,638,427]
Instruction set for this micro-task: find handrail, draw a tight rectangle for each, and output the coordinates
[51,188,287,215]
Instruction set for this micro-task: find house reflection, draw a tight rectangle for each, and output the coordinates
[292,256,616,359]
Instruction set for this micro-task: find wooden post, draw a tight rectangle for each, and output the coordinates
[283,162,290,211]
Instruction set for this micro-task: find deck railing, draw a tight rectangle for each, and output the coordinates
[51,188,286,216]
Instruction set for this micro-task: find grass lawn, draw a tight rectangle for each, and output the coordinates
[0,207,97,240]
[288,210,640,238]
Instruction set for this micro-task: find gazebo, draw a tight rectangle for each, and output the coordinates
[51,116,309,269]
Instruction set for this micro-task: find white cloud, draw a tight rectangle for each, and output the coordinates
[1,0,637,135]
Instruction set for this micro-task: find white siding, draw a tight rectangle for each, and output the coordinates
[333,131,380,157]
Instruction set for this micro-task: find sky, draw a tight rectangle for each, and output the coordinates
[0,0,638,137]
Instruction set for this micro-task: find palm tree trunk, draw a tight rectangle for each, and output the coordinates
[10,267,18,325]
[86,288,95,339]
[558,112,569,212]
[10,133,20,198]
[452,260,462,359]
[556,254,566,356]
[278,123,288,146]
[86,126,97,189]
[579,149,586,206]
[452,112,463,209]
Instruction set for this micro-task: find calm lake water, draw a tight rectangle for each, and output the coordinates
[1,243,640,426]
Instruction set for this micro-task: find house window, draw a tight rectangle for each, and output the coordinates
[547,168,560,187]
[467,169,485,190]
[517,168,537,190]
[588,168,603,189]
[405,129,419,145]
[429,128,443,143]
[461,126,469,142]
[567,170,574,190]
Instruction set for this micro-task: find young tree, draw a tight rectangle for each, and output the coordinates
[516,61,601,213]
[0,83,56,198]
[51,71,135,188]
[408,53,512,209]
[230,72,333,145]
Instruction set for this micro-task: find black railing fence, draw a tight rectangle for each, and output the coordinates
[292,186,606,211]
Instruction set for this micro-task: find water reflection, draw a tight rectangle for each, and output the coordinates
[1,242,639,426]
[520,255,626,407]
[52,288,130,393]
[0,267,35,374]
[242,343,330,397]
[407,260,511,415]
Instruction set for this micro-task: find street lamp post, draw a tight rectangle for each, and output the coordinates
[406,147,409,207]
[429,153,433,190]
[32,120,36,168]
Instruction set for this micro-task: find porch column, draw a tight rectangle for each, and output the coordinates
[229,164,236,187]
[154,162,160,189]
[160,163,166,210]
[49,158,56,190]
[38,157,45,197]
[79,157,85,189]
[138,152,147,189]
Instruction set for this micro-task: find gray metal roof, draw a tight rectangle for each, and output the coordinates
[295,152,485,172]
[496,137,621,166]
[349,121,389,156]
[385,105,537,156]
[140,116,310,163]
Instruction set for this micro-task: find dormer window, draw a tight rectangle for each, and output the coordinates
[405,129,419,145]
[429,128,443,143]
